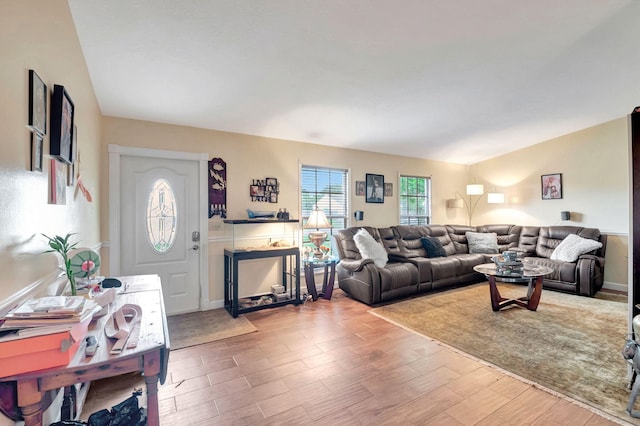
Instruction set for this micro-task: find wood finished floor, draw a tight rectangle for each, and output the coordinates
[84,290,625,425]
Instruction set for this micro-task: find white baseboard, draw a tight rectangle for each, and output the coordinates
[602,281,628,293]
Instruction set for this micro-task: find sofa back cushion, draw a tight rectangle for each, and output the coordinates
[445,225,476,254]
[429,225,457,256]
[334,226,381,261]
[476,224,521,252]
[535,226,602,259]
[392,225,430,257]
[518,226,540,253]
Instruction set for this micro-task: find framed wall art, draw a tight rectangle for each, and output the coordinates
[541,173,562,200]
[208,157,227,218]
[366,173,384,203]
[384,182,393,197]
[250,177,279,203]
[50,84,74,164]
[28,69,46,135]
[31,132,43,172]
[355,181,365,196]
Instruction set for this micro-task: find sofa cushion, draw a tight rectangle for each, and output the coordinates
[465,231,499,254]
[550,234,602,262]
[354,228,388,267]
[421,236,447,258]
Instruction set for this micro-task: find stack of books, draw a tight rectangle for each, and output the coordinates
[0,296,99,341]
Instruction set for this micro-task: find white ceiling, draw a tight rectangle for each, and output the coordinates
[68,0,640,165]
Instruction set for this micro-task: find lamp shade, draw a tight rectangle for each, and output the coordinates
[466,184,484,195]
[446,198,463,208]
[487,192,505,204]
[304,209,331,229]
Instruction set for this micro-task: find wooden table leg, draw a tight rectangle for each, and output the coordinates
[526,276,543,311]
[488,275,506,311]
[17,379,43,426]
[322,262,336,300]
[304,262,318,301]
[144,351,161,426]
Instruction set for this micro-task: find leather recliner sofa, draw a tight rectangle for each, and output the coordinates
[333,224,607,305]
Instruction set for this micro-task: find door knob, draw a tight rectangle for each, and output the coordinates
[191,244,199,251]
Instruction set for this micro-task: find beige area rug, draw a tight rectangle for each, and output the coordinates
[167,308,257,349]
[370,283,636,424]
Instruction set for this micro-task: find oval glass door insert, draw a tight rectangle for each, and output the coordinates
[147,179,177,253]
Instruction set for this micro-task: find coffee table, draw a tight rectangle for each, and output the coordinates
[473,262,554,311]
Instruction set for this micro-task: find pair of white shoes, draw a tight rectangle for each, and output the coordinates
[104,304,142,354]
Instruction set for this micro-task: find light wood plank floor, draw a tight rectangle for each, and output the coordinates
[83,290,626,425]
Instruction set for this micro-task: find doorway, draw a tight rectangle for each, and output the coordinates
[108,145,209,315]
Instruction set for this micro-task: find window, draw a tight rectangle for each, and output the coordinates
[301,166,348,254]
[399,175,431,225]
[147,179,177,253]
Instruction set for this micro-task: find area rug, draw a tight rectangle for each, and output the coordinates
[370,283,636,424]
[167,308,257,349]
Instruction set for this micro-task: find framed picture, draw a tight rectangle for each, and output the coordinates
[355,181,365,196]
[541,173,562,199]
[31,132,43,172]
[28,70,46,135]
[366,173,384,203]
[384,183,393,197]
[266,177,278,186]
[50,84,74,164]
[49,159,66,205]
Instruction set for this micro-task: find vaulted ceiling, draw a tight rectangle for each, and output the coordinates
[68,0,640,164]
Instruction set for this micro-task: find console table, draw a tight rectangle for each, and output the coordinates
[224,247,301,318]
[0,274,169,426]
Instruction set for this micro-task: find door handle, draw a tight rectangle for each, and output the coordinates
[191,244,199,251]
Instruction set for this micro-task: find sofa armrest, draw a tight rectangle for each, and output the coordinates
[578,254,605,267]
[576,254,606,296]
[339,258,374,272]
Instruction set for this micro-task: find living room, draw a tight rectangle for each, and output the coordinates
[0,0,636,424]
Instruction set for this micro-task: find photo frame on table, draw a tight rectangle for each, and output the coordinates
[365,173,384,203]
[31,132,43,172]
[50,84,74,164]
[28,70,47,135]
[541,173,562,200]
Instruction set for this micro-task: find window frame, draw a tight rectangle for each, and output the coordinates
[399,174,431,225]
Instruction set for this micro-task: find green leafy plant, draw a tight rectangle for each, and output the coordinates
[42,233,79,296]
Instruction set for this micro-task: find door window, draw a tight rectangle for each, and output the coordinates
[146,179,177,253]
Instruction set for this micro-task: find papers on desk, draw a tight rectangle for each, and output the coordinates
[0,296,101,342]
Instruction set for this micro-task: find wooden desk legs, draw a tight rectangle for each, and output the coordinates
[144,351,162,426]
[17,379,42,426]
[489,275,543,312]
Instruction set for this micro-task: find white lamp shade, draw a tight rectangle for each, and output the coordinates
[487,192,505,204]
[304,209,331,229]
[466,184,484,195]
[446,198,464,208]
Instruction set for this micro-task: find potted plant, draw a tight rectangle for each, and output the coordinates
[43,233,79,296]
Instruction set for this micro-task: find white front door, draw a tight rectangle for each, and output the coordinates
[109,145,208,315]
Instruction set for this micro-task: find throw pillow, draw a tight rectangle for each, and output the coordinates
[420,236,447,258]
[465,232,499,254]
[353,228,388,268]
[550,234,602,262]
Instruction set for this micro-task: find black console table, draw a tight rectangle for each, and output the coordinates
[224,247,300,317]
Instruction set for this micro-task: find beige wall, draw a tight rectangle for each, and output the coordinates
[0,0,102,301]
[470,118,629,287]
[102,115,630,303]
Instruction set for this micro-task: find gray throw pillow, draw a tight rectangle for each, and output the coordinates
[465,231,499,254]
[421,236,447,258]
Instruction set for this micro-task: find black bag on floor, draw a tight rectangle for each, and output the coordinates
[87,390,146,426]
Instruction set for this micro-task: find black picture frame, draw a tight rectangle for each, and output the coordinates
[541,173,562,200]
[366,173,384,203]
[50,84,74,164]
[28,70,46,135]
[31,132,43,172]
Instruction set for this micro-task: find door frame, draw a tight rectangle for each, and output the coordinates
[108,144,209,310]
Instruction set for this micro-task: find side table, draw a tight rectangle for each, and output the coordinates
[304,256,338,301]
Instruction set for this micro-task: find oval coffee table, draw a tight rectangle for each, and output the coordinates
[473,262,554,312]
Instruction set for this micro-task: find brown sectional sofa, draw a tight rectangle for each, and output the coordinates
[333,224,607,305]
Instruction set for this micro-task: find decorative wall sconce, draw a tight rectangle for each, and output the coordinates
[561,211,571,221]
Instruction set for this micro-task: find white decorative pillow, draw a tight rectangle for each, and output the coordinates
[353,228,388,268]
[550,234,602,262]
[465,232,499,254]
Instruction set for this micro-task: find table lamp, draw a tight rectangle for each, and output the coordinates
[304,207,332,258]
